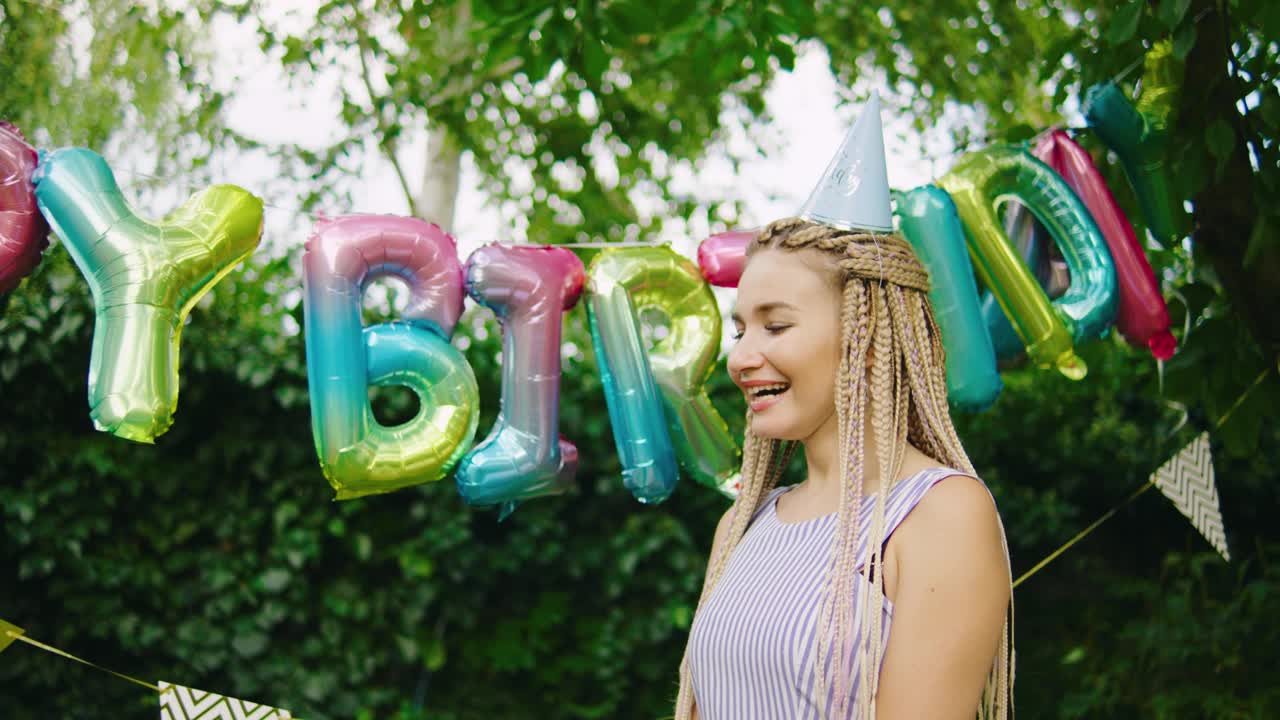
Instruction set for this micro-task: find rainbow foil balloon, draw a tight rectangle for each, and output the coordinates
[454,244,584,515]
[938,146,1118,379]
[0,122,49,293]
[303,214,478,500]
[34,148,263,442]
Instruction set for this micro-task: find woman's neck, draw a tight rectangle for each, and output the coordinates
[798,402,917,500]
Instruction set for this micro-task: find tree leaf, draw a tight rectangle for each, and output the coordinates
[1107,2,1144,45]
[1172,22,1197,60]
[232,632,269,658]
[1243,213,1271,268]
[1158,0,1192,28]
[260,568,291,593]
[582,36,607,82]
[1206,118,1235,161]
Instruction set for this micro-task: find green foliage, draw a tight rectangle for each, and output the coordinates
[255,0,805,235]
[3,1,1280,719]
[0,0,233,179]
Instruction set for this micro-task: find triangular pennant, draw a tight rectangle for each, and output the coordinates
[0,619,24,653]
[159,681,293,720]
[1152,432,1230,562]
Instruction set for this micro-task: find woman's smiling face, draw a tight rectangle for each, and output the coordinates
[727,248,844,441]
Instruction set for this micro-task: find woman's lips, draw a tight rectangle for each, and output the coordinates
[749,388,787,413]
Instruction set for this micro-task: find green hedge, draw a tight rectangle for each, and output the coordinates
[2,248,1277,719]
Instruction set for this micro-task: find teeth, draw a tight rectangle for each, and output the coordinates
[751,383,789,398]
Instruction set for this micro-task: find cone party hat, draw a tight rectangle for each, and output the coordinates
[798,91,894,233]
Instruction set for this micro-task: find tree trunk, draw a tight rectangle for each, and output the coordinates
[415,125,461,231]
[1181,2,1280,361]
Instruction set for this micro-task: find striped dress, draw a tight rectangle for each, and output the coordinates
[687,467,979,719]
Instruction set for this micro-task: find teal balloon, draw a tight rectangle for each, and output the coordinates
[1085,81,1186,247]
[895,186,1002,412]
[33,147,263,442]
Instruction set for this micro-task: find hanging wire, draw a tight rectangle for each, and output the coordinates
[1013,364,1274,588]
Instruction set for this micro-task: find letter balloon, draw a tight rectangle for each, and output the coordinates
[697,229,755,288]
[587,246,740,500]
[938,146,1118,379]
[895,186,1002,411]
[455,244,584,515]
[1033,130,1175,359]
[0,122,48,293]
[302,214,479,500]
[34,148,263,442]
[1085,40,1187,248]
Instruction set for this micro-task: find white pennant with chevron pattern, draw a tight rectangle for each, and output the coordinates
[159,681,293,720]
[1152,432,1230,562]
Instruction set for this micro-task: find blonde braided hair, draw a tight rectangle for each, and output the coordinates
[674,218,1013,719]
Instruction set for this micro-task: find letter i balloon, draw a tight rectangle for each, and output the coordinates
[894,186,1002,411]
[454,245,584,516]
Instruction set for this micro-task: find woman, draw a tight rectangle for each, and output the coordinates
[675,217,1014,719]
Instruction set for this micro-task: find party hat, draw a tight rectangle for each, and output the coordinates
[798,91,894,233]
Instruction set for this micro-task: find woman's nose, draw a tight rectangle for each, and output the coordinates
[727,338,763,380]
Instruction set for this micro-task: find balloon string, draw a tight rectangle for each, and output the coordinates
[1012,480,1154,588]
[1013,365,1274,588]
[5,629,161,692]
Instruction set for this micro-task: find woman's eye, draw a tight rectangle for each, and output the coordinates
[732,325,788,341]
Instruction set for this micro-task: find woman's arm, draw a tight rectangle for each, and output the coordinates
[875,476,1011,719]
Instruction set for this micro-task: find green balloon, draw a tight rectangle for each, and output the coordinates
[938,147,1089,379]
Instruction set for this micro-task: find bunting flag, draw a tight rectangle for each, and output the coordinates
[159,682,294,720]
[0,619,23,653]
[1152,432,1230,562]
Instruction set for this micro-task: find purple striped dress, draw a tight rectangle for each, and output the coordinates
[687,467,980,718]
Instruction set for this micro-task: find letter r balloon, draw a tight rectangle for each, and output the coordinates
[455,244,584,513]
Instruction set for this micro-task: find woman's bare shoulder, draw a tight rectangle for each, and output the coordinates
[898,472,1005,570]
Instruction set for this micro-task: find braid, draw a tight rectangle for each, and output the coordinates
[677,218,1011,720]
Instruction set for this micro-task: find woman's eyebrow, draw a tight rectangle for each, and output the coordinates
[730,301,799,323]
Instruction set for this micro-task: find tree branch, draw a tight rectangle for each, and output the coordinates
[354,12,419,217]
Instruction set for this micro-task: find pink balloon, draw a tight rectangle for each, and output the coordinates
[696,229,755,287]
[0,122,49,293]
[1032,130,1176,360]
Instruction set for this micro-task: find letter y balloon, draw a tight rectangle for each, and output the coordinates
[34,148,263,443]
